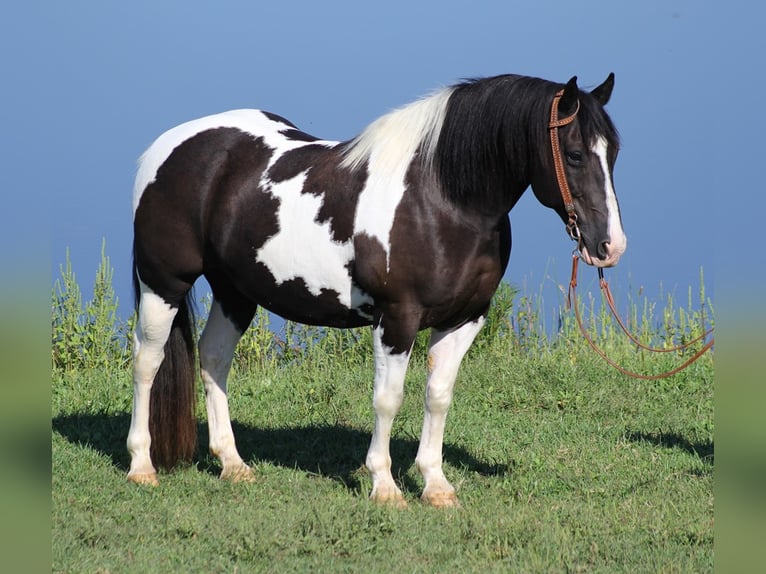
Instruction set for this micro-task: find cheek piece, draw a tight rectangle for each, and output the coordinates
[547,89,581,244]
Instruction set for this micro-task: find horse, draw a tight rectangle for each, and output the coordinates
[128,73,626,507]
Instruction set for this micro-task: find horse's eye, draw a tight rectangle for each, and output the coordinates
[565,150,584,166]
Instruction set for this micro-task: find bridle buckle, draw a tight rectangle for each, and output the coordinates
[566,212,581,243]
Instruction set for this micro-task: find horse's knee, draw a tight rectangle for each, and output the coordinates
[373,387,403,416]
[425,384,453,413]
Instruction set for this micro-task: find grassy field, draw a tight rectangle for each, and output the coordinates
[51,250,713,572]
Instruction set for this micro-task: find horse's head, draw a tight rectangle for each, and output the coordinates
[530,74,627,268]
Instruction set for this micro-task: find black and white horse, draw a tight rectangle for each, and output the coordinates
[128,73,626,507]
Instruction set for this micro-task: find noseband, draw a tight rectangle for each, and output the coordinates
[548,89,581,242]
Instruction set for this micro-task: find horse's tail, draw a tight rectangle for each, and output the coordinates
[132,257,197,470]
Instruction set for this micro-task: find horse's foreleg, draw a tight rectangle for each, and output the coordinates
[416,317,485,507]
[127,289,178,486]
[199,299,255,482]
[366,322,413,508]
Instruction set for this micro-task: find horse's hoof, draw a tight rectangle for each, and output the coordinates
[221,464,256,483]
[128,472,159,486]
[375,495,408,509]
[421,490,460,508]
[370,489,408,509]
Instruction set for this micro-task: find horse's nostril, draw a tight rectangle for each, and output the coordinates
[597,241,610,260]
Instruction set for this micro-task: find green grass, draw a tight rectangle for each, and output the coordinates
[53,345,712,573]
[52,246,713,572]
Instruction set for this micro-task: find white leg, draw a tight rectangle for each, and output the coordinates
[127,284,178,485]
[198,300,254,482]
[366,325,411,507]
[416,317,485,507]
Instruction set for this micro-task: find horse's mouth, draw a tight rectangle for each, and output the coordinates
[580,246,623,268]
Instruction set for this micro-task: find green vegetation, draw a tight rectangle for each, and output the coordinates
[52,244,713,573]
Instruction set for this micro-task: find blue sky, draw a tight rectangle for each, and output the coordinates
[4,1,762,324]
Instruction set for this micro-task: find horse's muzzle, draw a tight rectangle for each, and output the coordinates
[580,239,626,268]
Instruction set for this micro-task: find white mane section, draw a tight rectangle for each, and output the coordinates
[347,88,454,271]
[340,87,454,173]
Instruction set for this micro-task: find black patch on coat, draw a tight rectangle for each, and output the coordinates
[134,127,279,304]
[280,128,320,142]
[261,111,298,128]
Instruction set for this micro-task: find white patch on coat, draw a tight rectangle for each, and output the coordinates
[133,109,335,217]
[587,136,627,267]
[343,89,454,268]
[255,170,374,314]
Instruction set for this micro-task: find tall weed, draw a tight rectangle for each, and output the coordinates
[51,248,85,369]
[51,240,130,371]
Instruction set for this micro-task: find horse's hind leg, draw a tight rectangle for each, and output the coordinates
[127,285,179,486]
[198,297,256,482]
[416,317,485,508]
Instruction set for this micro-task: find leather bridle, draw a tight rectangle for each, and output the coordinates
[547,88,714,379]
[548,89,581,243]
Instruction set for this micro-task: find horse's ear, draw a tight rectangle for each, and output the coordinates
[559,76,579,115]
[591,73,615,106]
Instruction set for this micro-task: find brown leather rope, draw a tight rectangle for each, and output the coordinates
[597,267,713,353]
[568,254,714,380]
[548,88,713,379]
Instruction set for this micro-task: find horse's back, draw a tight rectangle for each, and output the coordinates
[133,109,330,216]
[131,110,377,324]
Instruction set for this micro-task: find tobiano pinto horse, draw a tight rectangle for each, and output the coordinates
[128,73,626,507]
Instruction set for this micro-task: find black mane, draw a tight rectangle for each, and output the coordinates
[435,75,620,209]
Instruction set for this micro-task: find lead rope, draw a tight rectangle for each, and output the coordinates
[596,266,713,352]
[568,254,714,380]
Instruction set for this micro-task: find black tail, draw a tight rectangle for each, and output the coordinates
[132,259,197,470]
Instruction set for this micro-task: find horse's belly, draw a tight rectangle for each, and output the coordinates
[256,273,374,328]
[253,234,374,327]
